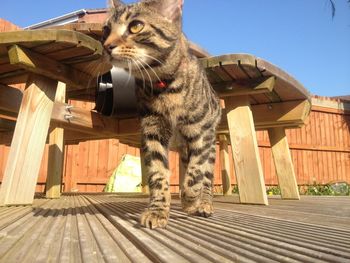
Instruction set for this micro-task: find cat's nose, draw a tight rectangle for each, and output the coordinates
[104,43,117,54]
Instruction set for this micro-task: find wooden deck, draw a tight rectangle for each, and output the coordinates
[0,195,349,262]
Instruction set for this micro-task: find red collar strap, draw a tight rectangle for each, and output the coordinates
[155,80,167,89]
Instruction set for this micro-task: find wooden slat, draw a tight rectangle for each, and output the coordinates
[268,128,300,200]
[8,45,94,90]
[0,84,22,115]
[225,95,268,205]
[46,82,66,199]
[0,119,15,131]
[1,194,350,262]
[0,131,13,145]
[0,83,310,141]
[0,70,28,85]
[0,74,57,205]
[201,54,310,102]
[50,23,104,37]
[219,100,312,132]
[214,76,275,97]
[50,102,135,137]
[31,41,74,55]
[252,100,311,127]
[0,30,103,57]
[256,58,310,101]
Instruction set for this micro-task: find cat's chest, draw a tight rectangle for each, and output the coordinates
[150,91,185,115]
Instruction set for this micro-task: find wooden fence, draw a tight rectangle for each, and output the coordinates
[1,97,349,193]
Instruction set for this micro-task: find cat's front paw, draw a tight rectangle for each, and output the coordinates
[140,209,169,229]
[182,200,213,218]
[182,198,200,215]
[182,202,214,217]
[196,202,214,218]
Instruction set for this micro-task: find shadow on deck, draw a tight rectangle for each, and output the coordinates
[0,194,349,262]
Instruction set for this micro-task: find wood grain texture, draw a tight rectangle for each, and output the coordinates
[268,128,300,200]
[0,74,57,205]
[0,84,22,116]
[0,29,103,56]
[0,119,15,131]
[201,54,311,102]
[8,45,93,91]
[45,82,66,199]
[219,100,311,134]
[213,76,275,98]
[225,96,268,205]
[0,29,111,87]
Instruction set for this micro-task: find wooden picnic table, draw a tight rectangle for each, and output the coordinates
[0,27,311,206]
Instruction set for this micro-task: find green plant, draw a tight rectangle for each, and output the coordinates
[301,182,350,196]
[304,184,334,196]
[232,185,239,194]
[266,186,281,196]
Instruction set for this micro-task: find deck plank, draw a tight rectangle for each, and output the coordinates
[0,194,349,262]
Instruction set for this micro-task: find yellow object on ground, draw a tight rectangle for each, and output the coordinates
[104,154,142,193]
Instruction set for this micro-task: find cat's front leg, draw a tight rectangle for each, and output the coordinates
[139,114,172,229]
[180,131,216,218]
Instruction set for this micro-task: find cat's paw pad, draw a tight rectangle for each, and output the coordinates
[196,202,214,218]
[181,198,200,215]
[182,201,213,218]
[140,209,169,229]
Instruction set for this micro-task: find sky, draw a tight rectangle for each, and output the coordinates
[0,0,349,97]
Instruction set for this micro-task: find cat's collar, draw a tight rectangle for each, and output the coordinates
[155,80,167,89]
[135,78,174,94]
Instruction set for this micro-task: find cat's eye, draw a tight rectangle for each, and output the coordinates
[128,20,144,34]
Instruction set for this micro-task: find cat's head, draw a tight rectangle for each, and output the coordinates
[103,0,184,72]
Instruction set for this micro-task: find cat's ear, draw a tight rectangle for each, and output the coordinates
[143,0,183,23]
[108,0,124,9]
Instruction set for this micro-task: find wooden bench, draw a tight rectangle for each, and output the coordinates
[0,28,311,205]
[205,54,311,204]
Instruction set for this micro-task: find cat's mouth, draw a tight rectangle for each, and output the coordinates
[107,46,152,71]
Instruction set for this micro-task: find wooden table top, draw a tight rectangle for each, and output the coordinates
[203,54,311,104]
[0,29,111,90]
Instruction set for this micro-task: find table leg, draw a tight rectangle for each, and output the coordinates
[45,82,66,199]
[178,153,185,197]
[140,151,149,194]
[219,134,232,196]
[268,127,300,199]
[225,96,268,205]
[0,74,57,205]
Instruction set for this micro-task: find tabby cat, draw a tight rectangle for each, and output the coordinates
[103,0,221,229]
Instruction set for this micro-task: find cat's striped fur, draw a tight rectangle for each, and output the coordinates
[104,0,221,229]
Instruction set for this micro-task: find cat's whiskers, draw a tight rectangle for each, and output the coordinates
[125,60,133,86]
[79,59,105,91]
[129,57,146,91]
[135,58,155,95]
[138,59,163,86]
[132,52,166,67]
[144,54,165,67]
